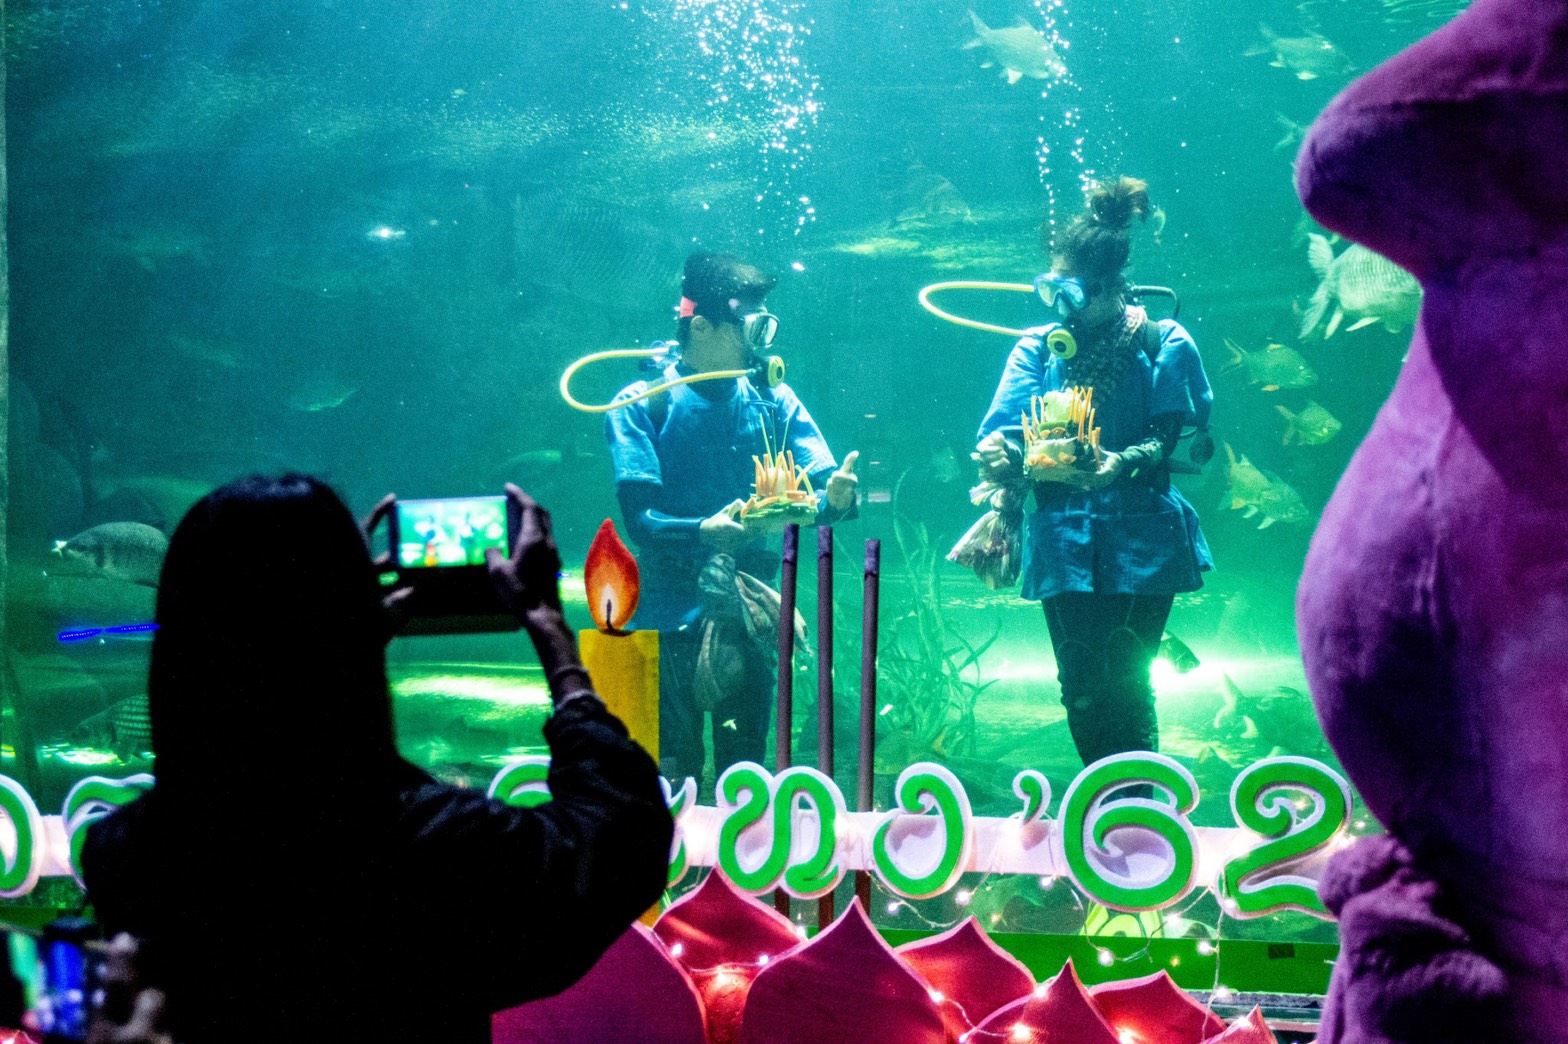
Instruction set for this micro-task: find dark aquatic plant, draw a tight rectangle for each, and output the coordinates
[876,472,1000,764]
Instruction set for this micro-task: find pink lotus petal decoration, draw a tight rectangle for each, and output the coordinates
[738,899,946,1044]
[897,916,1035,1041]
[1089,970,1227,1043]
[491,923,706,1044]
[654,871,803,1044]
[1202,1007,1278,1043]
[973,960,1121,1044]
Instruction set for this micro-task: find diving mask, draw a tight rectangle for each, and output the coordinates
[742,309,779,352]
[1034,274,1088,321]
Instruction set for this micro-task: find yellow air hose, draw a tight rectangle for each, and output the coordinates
[559,348,785,413]
[918,281,1077,358]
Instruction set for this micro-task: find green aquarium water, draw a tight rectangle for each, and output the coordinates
[0,0,1467,981]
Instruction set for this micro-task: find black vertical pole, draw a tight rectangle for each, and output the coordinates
[775,524,799,917]
[856,539,880,912]
[816,525,834,927]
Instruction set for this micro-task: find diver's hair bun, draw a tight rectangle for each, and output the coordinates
[1087,176,1152,232]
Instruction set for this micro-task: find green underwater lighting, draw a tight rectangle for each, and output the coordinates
[391,672,549,706]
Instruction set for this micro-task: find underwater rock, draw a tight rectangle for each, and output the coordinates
[1294,0,1568,1037]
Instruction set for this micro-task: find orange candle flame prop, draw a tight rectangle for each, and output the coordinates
[584,518,640,634]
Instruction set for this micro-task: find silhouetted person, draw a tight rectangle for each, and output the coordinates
[81,476,671,1043]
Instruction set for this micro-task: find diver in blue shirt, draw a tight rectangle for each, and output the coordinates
[606,252,859,784]
[975,177,1213,767]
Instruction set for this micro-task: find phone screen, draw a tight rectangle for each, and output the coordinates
[395,496,509,569]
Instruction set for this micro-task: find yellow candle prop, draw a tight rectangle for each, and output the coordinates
[578,519,659,760]
[578,518,661,926]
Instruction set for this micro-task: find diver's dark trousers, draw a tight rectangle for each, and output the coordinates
[658,625,774,784]
[1042,592,1174,766]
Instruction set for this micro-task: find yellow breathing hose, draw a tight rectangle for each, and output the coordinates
[918,280,1078,358]
[917,281,1037,337]
[559,347,784,414]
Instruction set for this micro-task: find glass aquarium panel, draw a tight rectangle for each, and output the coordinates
[1,0,1466,955]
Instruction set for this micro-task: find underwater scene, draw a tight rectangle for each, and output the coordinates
[1,0,1465,964]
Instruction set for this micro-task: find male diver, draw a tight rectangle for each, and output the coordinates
[605,252,860,786]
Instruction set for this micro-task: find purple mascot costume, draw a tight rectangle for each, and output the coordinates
[1295,0,1568,1040]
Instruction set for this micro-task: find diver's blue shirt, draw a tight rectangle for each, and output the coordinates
[978,317,1214,601]
[606,364,847,629]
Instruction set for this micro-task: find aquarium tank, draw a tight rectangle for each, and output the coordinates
[0,0,1467,1015]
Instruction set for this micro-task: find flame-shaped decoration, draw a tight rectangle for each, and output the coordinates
[973,960,1121,1044]
[1203,1007,1277,1043]
[492,924,707,1044]
[654,871,800,1044]
[737,900,946,1044]
[585,518,640,633]
[1089,970,1228,1043]
[898,918,1035,1041]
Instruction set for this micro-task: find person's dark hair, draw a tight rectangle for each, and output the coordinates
[676,251,777,343]
[1047,176,1153,293]
[148,474,398,797]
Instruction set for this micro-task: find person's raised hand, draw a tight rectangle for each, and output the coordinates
[700,500,748,550]
[485,484,565,623]
[826,450,860,512]
[362,493,414,642]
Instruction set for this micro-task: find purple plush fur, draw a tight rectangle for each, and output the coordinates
[1295,0,1568,1039]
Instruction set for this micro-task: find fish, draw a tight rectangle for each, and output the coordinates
[285,374,359,412]
[830,235,924,258]
[1273,113,1310,152]
[963,11,1068,85]
[96,226,212,272]
[893,169,973,227]
[1221,444,1310,529]
[1212,675,1325,758]
[169,333,248,369]
[52,522,168,587]
[1302,233,1423,338]
[1221,338,1318,391]
[1276,400,1343,446]
[71,695,154,762]
[1246,25,1354,81]
[1157,632,1200,674]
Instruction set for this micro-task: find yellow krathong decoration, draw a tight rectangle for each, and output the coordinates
[740,427,818,524]
[1022,387,1100,478]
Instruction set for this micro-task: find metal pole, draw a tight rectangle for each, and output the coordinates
[816,525,834,927]
[856,539,880,911]
[774,523,799,917]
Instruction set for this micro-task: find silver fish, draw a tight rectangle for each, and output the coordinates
[53,522,168,587]
[1222,444,1309,529]
[1276,400,1343,446]
[1247,25,1354,81]
[1222,338,1318,391]
[71,695,154,762]
[964,11,1068,84]
[1301,233,1423,338]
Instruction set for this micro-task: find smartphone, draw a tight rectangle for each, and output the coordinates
[383,495,521,635]
[31,920,102,1043]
